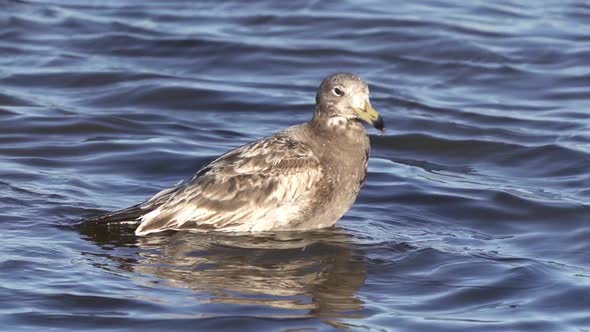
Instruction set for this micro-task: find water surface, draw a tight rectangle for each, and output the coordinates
[1,0,589,331]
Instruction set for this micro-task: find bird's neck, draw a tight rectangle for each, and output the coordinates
[306,113,370,196]
[311,113,367,139]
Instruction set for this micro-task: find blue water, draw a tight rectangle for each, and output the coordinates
[1,1,589,331]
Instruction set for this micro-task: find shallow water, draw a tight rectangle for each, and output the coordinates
[1,0,589,331]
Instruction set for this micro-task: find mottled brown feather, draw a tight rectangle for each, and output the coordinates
[134,133,325,235]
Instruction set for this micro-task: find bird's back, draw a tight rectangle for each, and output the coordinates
[134,124,330,235]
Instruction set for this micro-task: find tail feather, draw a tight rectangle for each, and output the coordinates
[83,204,152,225]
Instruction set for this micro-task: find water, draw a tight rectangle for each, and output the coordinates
[1,0,589,331]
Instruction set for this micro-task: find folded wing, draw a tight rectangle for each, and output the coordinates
[135,134,326,235]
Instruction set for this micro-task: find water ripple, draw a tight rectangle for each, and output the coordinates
[0,0,589,331]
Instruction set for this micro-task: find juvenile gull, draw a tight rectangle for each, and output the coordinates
[84,73,384,236]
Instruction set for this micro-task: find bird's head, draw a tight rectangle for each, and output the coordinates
[315,73,384,132]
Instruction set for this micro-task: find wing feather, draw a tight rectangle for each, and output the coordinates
[135,134,325,235]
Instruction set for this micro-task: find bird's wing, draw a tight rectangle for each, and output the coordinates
[135,134,326,235]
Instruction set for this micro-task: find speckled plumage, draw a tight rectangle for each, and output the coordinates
[84,73,384,236]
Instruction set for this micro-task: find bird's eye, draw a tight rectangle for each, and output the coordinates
[333,87,344,96]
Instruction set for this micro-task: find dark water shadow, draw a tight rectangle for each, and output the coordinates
[78,226,372,322]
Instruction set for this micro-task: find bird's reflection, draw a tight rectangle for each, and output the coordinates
[80,225,367,318]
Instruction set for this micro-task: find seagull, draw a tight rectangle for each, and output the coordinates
[84,73,384,236]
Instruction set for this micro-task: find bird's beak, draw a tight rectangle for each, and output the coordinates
[354,99,384,132]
